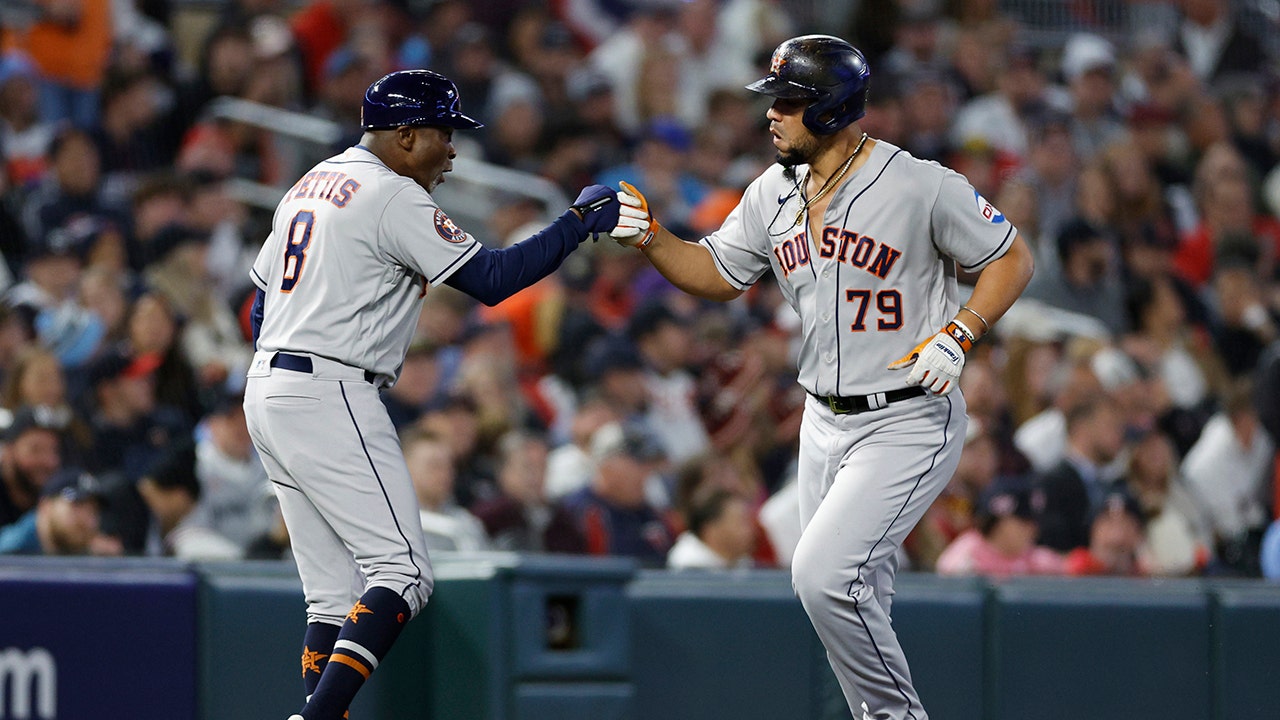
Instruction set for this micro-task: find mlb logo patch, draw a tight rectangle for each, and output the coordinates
[434,208,467,243]
[973,190,1005,223]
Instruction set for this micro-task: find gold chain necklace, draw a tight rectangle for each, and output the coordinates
[793,132,868,228]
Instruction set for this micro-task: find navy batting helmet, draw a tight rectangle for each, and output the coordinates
[361,70,483,131]
[746,35,870,136]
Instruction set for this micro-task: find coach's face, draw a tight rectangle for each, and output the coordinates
[400,125,456,192]
[767,97,819,167]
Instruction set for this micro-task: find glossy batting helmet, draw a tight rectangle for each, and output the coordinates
[361,69,484,131]
[746,35,871,135]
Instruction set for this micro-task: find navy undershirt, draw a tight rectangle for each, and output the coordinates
[445,211,586,306]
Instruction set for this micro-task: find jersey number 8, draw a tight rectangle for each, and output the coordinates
[281,210,315,292]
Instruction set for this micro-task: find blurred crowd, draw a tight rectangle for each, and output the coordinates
[1,0,1279,581]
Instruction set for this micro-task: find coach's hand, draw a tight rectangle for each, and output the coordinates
[888,321,975,396]
[571,184,621,237]
[611,181,663,248]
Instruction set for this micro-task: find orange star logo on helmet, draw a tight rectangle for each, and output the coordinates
[770,53,788,75]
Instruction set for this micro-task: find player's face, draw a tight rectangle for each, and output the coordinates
[404,126,456,192]
[767,97,819,167]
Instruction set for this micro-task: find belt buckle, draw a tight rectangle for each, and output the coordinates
[826,395,854,415]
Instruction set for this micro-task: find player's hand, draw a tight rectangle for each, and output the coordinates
[571,184,620,237]
[612,181,662,248]
[887,328,967,396]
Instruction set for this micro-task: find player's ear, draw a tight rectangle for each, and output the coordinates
[396,125,416,150]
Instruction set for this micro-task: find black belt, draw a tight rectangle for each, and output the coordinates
[270,352,377,384]
[809,386,926,415]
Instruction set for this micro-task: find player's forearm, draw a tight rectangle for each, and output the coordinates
[960,234,1035,339]
[640,228,742,302]
[444,212,581,306]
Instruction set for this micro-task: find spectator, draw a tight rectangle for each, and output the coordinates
[1033,395,1127,552]
[1124,430,1212,576]
[137,440,239,559]
[1019,112,1078,246]
[1171,0,1269,83]
[193,391,274,555]
[471,430,583,553]
[0,0,113,128]
[402,428,489,552]
[1025,218,1128,335]
[936,475,1065,578]
[289,0,380,99]
[950,45,1047,163]
[123,292,202,420]
[1056,33,1126,162]
[1210,257,1279,378]
[1175,142,1280,288]
[0,51,54,188]
[0,405,64,527]
[85,345,189,485]
[417,393,493,508]
[545,396,618,501]
[667,486,756,569]
[0,467,104,555]
[5,219,91,337]
[899,69,957,162]
[671,453,774,567]
[19,127,109,247]
[908,419,996,571]
[559,421,671,564]
[90,68,175,203]
[2,345,90,459]
[597,118,709,235]
[1181,379,1274,575]
[579,334,649,425]
[627,301,709,466]
[380,339,440,430]
[143,225,252,388]
[1063,490,1150,576]
[78,266,130,346]
[1122,274,1226,447]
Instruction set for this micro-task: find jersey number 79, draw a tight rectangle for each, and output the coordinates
[281,210,315,292]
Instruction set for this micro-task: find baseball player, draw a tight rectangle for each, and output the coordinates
[242,69,618,720]
[610,36,1034,719]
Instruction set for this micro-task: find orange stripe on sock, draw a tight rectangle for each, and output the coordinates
[329,653,371,679]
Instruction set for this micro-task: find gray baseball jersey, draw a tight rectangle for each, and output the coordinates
[250,145,480,384]
[699,140,1016,396]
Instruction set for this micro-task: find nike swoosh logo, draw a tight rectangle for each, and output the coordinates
[778,194,788,204]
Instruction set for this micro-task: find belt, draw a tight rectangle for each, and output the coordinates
[809,386,926,415]
[270,352,377,384]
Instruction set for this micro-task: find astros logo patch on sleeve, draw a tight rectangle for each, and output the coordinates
[973,190,1005,223]
[433,208,467,243]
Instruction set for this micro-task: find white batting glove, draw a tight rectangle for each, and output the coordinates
[887,320,975,396]
[610,181,662,248]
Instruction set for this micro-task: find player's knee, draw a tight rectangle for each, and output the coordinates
[791,541,839,606]
[792,541,874,609]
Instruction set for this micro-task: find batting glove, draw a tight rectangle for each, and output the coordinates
[611,181,663,248]
[571,184,621,237]
[887,320,976,396]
